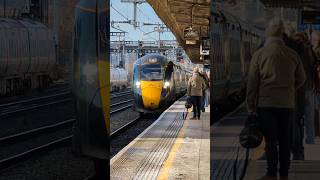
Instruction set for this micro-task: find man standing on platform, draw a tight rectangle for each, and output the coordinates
[187,67,207,120]
[246,19,306,180]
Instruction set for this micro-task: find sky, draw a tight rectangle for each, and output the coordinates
[110,0,176,42]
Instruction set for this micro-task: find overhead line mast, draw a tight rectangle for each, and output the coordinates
[120,0,146,29]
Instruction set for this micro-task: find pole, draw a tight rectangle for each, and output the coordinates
[122,37,125,68]
[158,25,161,49]
[133,1,137,29]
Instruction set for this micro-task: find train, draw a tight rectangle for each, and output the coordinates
[210,9,264,117]
[110,67,129,92]
[132,53,192,113]
[0,18,56,96]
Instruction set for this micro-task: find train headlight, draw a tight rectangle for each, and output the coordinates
[163,81,170,89]
[135,81,141,88]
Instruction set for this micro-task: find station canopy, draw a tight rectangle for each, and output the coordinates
[147,0,210,63]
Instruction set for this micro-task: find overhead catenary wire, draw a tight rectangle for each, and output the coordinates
[137,27,158,41]
[110,3,129,21]
[136,6,154,24]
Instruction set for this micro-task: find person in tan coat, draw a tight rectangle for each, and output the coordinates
[246,19,306,180]
[187,67,207,120]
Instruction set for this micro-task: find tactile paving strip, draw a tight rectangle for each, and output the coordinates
[111,105,185,180]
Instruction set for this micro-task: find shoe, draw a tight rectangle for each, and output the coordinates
[255,176,277,180]
[202,108,205,112]
[190,117,197,120]
[197,117,200,120]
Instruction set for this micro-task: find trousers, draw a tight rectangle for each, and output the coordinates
[191,96,202,118]
[258,107,294,177]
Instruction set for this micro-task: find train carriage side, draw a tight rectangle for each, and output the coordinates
[210,11,227,104]
[210,9,264,117]
[0,18,56,96]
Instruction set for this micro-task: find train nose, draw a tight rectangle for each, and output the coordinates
[140,81,162,109]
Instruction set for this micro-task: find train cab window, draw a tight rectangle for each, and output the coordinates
[140,64,163,81]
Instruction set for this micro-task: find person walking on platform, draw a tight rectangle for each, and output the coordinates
[187,67,206,120]
[283,25,316,158]
[292,32,317,146]
[199,70,210,112]
[246,19,306,180]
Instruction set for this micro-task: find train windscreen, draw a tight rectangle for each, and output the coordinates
[140,64,163,81]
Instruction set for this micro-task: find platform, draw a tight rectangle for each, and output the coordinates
[211,103,320,180]
[111,97,210,180]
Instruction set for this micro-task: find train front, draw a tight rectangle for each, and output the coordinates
[132,54,172,113]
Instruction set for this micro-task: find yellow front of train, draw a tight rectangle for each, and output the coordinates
[132,54,173,112]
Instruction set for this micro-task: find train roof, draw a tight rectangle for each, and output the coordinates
[211,8,265,37]
[134,53,191,71]
[0,18,49,29]
[134,53,170,65]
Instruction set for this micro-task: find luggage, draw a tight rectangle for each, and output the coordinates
[185,96,193,109]
[184,96,193,119]
[239,115,263,149]
[233,115,263,180]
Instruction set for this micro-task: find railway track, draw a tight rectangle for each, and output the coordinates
[110,90,132,99]
[0,117,140,169]
[110,99,133,114]
[0,89,133,117]
[0,91,71,117]
[0,98,135,169]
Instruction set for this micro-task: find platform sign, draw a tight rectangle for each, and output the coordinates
[301,11,320,24]
[200,37,210,56]
[184,27,199,45]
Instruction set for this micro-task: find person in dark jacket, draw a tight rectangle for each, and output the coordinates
[247,19,306,180]
[283,27,316,160]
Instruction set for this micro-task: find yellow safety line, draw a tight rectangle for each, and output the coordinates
[157,108,191,180]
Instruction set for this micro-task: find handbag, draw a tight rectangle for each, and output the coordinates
[185,96,193,109]
[239,115,263,149]
[233,115,263,180]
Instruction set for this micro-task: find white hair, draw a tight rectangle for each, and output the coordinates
[284,21,296,37]
[265,18,284,37]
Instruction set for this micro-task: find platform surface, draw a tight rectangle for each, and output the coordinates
[211,103,320,180]
[111,98,210,180]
